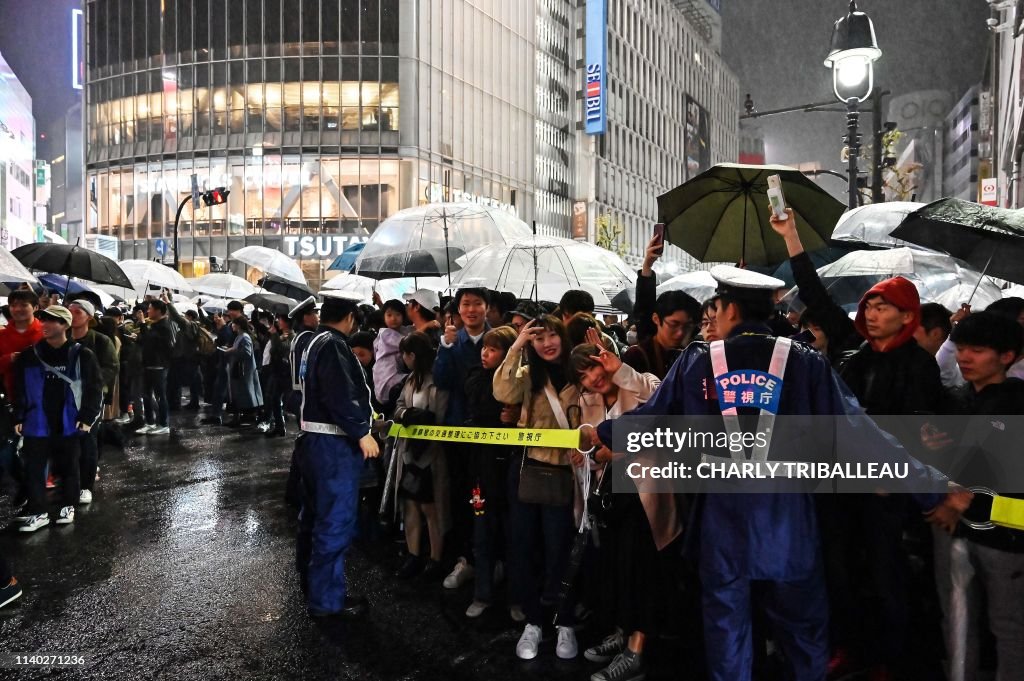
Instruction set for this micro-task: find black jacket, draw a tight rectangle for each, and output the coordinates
[939,378,1024,553]
[790,251,861,365]
[633,270,658,342]
[140,317,175,369]
[839,338,943,416]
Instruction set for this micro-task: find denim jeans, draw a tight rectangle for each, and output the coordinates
[143,368,169,427]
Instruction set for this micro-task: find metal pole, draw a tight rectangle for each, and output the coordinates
[871,90,890,204]
[172,195,191,272]
[846,99,861,209]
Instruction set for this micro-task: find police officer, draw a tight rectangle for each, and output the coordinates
[296,296,378,619]
[589,263,969,681]
[284,296,320,508]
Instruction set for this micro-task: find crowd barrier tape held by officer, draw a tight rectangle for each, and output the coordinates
[383,416,1024,532]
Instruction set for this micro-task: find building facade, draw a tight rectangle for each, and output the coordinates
[48,102,85,243]
[574,0,739,269]
[0,48,36,250]
[942,86,981,201]
[84,0,535,287]
[83,0,737,283]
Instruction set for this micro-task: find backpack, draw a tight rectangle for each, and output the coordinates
[194,324,216,356]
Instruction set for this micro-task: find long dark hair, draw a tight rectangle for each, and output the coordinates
[524,315,572,393]
[398,331,436,391]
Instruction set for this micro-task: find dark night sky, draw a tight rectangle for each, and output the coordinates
[0,0,993,176]
[0,0,82,158]
[721,0,992,190]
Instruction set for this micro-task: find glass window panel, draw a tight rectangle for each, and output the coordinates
[193,0,209,57]
[264,83,282,131]
[147,0,161,58]
[210,0,227,60]
[228,0,244,55]
[245,0,262,56]
[303,57,320,82]
[283,83,302,131]
[341,1,359,54]
[264,0,281,56]
[301,0,319,53]
[362,0,379,56]
[322,0,340,53]
[282,0,301,55]
[303,83,322,132]
[164,0,178,58]
[380,0,398,55]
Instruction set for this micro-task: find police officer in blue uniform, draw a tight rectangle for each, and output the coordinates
[296,296,378,619]
[591,263,968,681]
[285,297,320,509]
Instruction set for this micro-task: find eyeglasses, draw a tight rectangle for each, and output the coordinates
[700,317,717,329]
[662,319,696,332]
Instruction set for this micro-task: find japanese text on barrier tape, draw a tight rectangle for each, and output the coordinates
[387,423,581,449]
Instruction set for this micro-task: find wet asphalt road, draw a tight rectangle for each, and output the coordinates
[0,414,699,681]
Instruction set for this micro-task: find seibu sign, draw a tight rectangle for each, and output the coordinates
[283,235,369,259]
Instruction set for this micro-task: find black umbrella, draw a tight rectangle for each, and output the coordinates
[12,243,134,290]
[257,275,316,301]
[890,198,1024,284]
[244,292,298,316]
[354,247,467,280]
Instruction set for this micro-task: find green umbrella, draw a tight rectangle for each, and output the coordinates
[657,163,846,267]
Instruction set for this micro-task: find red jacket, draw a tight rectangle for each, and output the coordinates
[0,318,45,400]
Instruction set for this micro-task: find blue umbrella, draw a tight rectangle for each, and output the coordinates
[34,273,95,297]
[328,242,366,272]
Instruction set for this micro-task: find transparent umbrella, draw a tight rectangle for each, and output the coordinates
[231,246,307,284]
[785,248,1003,312]
[830,202,926,249]
[354,202,533,281]
[188,273,258,299]
[321,274,448,303]
[656,270,718,304]
[449,235,635,302]
[118,259,193,293]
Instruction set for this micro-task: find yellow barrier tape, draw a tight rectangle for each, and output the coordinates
[991,495,1024,532]
[387,423,582,449]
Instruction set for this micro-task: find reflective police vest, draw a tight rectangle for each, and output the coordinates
[22,343,86,438]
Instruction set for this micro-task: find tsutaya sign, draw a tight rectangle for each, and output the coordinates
[283,235,369,259]
[425,183,517,215]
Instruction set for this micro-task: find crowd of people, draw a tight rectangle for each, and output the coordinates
[2,208,1023,681]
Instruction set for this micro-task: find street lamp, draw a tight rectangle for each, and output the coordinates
[824,0,882,208]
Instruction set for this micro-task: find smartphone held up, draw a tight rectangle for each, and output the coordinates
[766,174,788,221]
[652,223,665,256]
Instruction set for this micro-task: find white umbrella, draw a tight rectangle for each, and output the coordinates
[449,235,635,301]
[0,246,39,285]
[656,270,718,303]
[188,273,258,299]
[231,245,307,284]
[830,202,927,249]
[118,259,193,293]
[193,296,254,315]
[354,202,533,280]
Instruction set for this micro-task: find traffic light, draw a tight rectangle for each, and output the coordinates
[201,187,230,207]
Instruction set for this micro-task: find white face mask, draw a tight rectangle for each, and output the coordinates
[626,330,638,345]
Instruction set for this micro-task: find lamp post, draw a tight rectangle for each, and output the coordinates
[825,0,882,209]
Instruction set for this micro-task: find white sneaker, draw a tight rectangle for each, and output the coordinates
[510,605,526,623]
[556,625,578,659]
[465,600,489,618]
[18,513,49,532]
[516,623,542,660]
[55,506,74,525]
[443,557,474,589]
[136,424,155,434]
[78,489,93,505]
[149,426,170,435]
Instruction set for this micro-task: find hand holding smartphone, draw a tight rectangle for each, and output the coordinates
[652,223,665,256]
[767,175,788,221]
